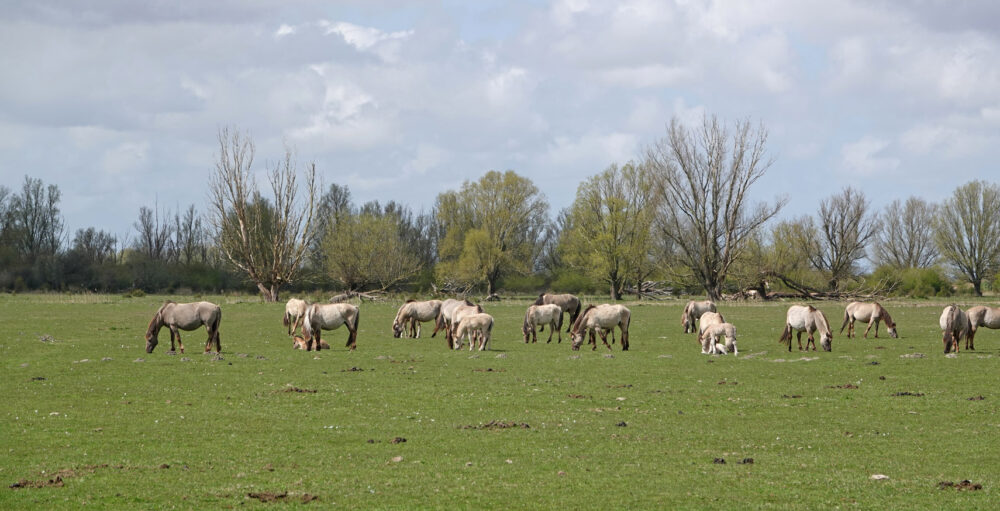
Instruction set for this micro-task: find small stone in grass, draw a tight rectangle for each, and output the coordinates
[870,474,889,481]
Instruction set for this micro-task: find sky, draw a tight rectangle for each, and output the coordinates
[2,0,999,241]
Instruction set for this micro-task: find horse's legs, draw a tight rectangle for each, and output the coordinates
[590,329,597,351]
[807,332,816,351]
[796,331,803,351]
[415,320,421,339]
[864,319,875,338]
[599,329,612,350]
[546,321,554,343]
[556,323,562,344]
[966,327,976,350]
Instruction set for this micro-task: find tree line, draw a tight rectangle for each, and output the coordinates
[2,115,998,301]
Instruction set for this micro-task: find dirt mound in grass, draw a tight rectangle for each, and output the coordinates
[461,420,530,430]
[938,480,982,491]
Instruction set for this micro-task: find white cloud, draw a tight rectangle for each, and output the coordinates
[274,23,296,39]
[841,136,899,175]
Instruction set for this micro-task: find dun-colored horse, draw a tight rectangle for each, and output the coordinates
[779,305,832,352]
[570,304,631,351]
[682,300,717,334]
[533,293,582,333]
[840,301,897,339]
[145,300,222,354]
[964,305,1000,350]
[303,303,360,351]
[939,304,969,354]
[392,299,442,338]
[522,304,562,343]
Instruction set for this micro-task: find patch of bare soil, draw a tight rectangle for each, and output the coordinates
[247,491,320,503]
[461,420,530,430]
[827,384,859,389]
[279,387,317,394]
[341,367,364,372]
[781,394,803,399]
[9,476,63,489]
[938,480,982,491]
[473,368,505,372]
[891,391,924,397]
[968,396,986,401]
[566,394,590,399]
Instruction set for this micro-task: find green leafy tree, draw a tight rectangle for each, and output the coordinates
[561,162,660,299]
[323,212,421,291]
[934,180,1000,296]
[434,170,549,295]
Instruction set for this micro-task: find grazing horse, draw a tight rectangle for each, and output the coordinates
[303,303,360,351]
[392,299,442,338]
[702,322,738,355]
[522,304,563,343]
[964,305,1000,350]
[448,301,484,349]
[283,298,309,336]
[682,300,717,334]
[533,293,582,332]
[939,304,970,354]
[840,302,897,339]
[453,313,495,351]
[697,311,726,348]
[145,301,221,354]
[779,305,833,352]
[570,304,631,351]
[433,298,468,343]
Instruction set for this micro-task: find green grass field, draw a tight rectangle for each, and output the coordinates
[1,294,997,509]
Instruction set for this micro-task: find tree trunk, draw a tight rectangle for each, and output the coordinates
[973,279,983,296]
[487,278,497,297]
[257,282,279,302]
[610,281,622,301]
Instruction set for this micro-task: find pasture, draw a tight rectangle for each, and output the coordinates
[1,294,997,509]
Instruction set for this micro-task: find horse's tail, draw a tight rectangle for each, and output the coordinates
[485,316,494,349]
[621,308,631,350]
[839,307,850,334]
[302,304,315,339]
[778,323,792,348]
[567,298,582,332]
[211,307,222,352]
[347,306,360,349]
[283,311,290,327]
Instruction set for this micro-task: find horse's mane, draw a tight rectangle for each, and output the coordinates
[533,293,546,306]
[405,299,416,303]
[462,299,476,306]
[571,305,596,333]
[876,303,895,327]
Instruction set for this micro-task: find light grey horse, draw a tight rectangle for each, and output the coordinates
[145,300,222,354]
[522,304,563,343]
[779,305,832,352]
[939,304,970,354]
[570,304,631,351]
[964,305,1000,350]
[392,299,442,338]
[682,300,717,334]
[534,293,582,332]
[840,301,897,339]
[303,303,360,351]
[283,298,309,337]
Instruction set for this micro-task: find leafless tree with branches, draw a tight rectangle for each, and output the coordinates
[810,187,877,290]
[208,127,317,302]
[871,197,938,269]
[646,115,785,301]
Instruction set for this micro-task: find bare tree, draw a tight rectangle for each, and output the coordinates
[70,227,117,265]
[871,197,938,268]
[8,176,64,258]
[208,127,317,302]
[934,180,1000,296]
[173,205,207,264]
[810,187,877,290]
[133,205,173,261]
[646,115,785,301]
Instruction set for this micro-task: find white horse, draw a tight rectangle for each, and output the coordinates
[433,299,473,346]
[303,303,360,351]
[453,313,494,351]
[570,304,631,351]
[697,311,726,349]
[522,304,563,343]
[145,300,222,354]
[283,298,309,337]
[779,305,833,352]
[841,302,897,339]
[449,301,484,349]
[939,304,970,354]
[682,300,717,334]
[392,299,442,338]
[702,322,738,355]
[533,293,582,332]
[964,305,1000,350]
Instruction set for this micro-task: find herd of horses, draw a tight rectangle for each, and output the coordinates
[143,294,1000,356]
